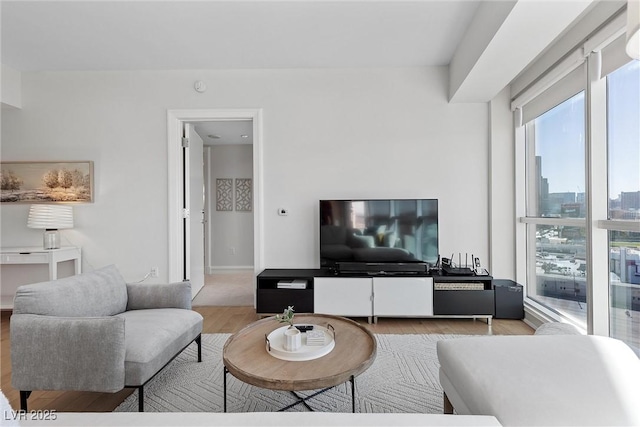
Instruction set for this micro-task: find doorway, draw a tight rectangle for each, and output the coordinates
[194,120,254,306]
[167,109,263,306]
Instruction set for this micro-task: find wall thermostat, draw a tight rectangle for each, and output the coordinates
[194,80,207,93]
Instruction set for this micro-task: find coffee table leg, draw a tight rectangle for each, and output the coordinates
[351,375,356,413]
[289,392,314,411]
[223,366,228,412]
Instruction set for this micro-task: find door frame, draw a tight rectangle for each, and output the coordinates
[167,109,264,290]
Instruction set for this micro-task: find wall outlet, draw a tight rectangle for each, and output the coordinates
[229,247,236,255]
[150,267,159,278]
[278,208,288,216]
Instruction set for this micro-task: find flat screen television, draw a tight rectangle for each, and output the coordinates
[320,199,438,269]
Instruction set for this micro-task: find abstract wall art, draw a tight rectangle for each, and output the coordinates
[216,178,233,211]
[235,178,252,212]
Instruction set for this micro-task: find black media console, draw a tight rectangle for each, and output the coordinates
[256,268,523,323]
[256,269,316,314]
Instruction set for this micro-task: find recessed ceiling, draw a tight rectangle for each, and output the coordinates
[1,1,481,72]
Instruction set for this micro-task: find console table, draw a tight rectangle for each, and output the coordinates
[257,269,498,324]
[0,246,82,309]
[1,246,82,279]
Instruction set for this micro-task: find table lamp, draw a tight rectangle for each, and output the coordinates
[27,205,74,249]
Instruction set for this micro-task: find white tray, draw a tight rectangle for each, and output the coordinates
[265,324,335,361]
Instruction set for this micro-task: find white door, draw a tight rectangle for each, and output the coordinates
[184,123,205,297]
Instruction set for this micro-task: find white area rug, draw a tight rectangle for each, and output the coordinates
[114,333,466,413]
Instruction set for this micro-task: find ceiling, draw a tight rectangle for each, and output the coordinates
[194,120,253,146]
[1,1,598,104]
[1,1,481,72]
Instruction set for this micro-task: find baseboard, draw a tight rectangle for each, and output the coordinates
[0,295,14,310]
[523,299,588,334]
[523,307,547,330]
[207,266,254,274]
[523,299,561,330]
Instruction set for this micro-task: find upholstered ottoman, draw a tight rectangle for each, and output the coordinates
[437,335,640,426]
[533,322,582,335]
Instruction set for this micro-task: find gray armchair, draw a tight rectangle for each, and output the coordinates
[11,265,203,412]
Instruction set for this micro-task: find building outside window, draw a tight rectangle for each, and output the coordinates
[525,92,588,328]
[515,18,639,353]
[606,60,640,350]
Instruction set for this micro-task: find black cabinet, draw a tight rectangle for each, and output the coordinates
[493,280,524,319]
[432,275,495,316]
[256,269,316,314]
[433,290,495,315]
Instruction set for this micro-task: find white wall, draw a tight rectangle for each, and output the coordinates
[489,87,516,279]
[0,67,490,283]
[208,144,254,270]
[1,64,22,109]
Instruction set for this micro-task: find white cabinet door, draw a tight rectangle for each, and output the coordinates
[373,277,433,317]
[314,277,373,317]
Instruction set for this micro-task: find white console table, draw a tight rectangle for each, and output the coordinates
[1,246,82,280]
[0,247,82,309]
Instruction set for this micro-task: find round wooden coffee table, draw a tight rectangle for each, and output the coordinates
[222,313,377,412]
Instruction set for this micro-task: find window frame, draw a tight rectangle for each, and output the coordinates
[520,84,589,328]
[514,29,640,337]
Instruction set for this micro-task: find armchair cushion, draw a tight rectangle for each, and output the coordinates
[11,314,125,392]
[126,281,192,311]
[116,308,203,386]
[13,264,128,317]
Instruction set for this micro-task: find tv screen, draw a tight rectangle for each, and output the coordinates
[320,199,438,267]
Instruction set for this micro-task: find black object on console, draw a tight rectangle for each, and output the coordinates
[493,279,524,319]
[441,265,475,276]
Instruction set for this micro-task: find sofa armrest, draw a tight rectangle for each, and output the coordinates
[126,281,192,310]
[10,314,125,392]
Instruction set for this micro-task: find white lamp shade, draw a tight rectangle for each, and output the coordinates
[627,0,640,60]
[27,205,74,230]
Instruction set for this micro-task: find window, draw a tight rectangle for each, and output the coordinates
[528,92,586,219]
[515,20,640,348]
[524,93,588,327]
[607,61,640,221]
[606,60,640,350]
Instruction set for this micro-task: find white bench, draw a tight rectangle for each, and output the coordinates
[437,334,640,426]
[12,413,501,427]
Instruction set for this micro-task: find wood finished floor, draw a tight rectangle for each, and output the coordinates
[0,307,533,412]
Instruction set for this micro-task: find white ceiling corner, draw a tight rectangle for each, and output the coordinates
[1,1,602,103]
[0,1,481,72]
[449,0,596,103]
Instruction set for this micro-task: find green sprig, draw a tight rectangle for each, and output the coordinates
[275,305,295,326]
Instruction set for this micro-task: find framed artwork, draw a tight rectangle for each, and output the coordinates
[216,178,233,211]
[1,161,94,203]
[235,178,252,212]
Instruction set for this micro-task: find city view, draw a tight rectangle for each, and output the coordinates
[528,59,639,353]
[531,190,640,351]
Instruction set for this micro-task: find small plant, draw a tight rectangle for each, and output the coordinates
[275,305,295,328]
